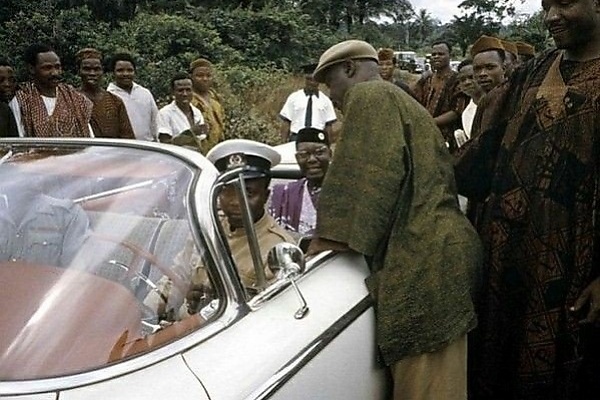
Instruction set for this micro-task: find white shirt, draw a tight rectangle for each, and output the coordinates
[279,90,336,134]
[107,82,159,141]
[461,99,478,139]
[158,101,204,138]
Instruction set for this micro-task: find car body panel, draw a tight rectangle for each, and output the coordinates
[59,356,209,400]
[183,253,384,400]
[0,138,385,399]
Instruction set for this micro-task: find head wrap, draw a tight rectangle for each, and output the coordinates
[516,41,535,57]
[189,58,213,72]
[378,48,395,62]
[76,48,102,63]
[470,35,505,58]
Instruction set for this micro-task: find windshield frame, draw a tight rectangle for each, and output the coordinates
[0,138,249,395]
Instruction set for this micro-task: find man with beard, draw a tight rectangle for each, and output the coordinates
[456,0,600,398]
[189,58,225,153]
[76,48,134,139]
[412,41,468,153]
[307,39,481,400]
[10,43,93,137]
[279,64,336,142]
[269,127,331,236]
[0,59,17,137]
[107,53,159,141]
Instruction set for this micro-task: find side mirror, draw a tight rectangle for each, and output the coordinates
[267,242,305,279]
[267,243,309,319]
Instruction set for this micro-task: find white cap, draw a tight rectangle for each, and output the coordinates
[207,139,281,177]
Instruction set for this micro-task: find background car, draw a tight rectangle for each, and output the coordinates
[0,138,387,399]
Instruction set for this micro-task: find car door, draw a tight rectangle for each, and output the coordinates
[182,251,388,400]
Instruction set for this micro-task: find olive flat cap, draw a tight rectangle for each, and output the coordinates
[470,35,505,58]
[313,40,378,82]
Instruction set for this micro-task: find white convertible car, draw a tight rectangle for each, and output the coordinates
[0,139,387,400]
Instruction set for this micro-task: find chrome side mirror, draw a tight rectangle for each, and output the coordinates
[268,242,305,279]
[268,243,309,319]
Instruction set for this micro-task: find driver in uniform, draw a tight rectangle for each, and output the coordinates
[144,139,294,321]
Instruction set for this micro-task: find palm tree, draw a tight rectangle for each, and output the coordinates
[412,8,434,44]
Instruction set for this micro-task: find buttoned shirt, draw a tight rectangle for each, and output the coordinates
[158,101,204,138]
[279,90,337,134]
[0,194,90,267]
[144,212,293,318]
[107,82,159,141]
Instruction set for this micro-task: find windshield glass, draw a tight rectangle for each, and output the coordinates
[0,144,216,380]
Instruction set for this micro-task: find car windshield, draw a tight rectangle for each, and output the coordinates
[0,143,215,380]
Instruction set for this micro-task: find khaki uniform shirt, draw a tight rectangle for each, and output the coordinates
[145,213,293,317]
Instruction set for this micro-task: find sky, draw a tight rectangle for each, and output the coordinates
[409,0,542,24]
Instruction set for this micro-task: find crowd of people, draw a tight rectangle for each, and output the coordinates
[304,1,598,399]
[0,43,225,154]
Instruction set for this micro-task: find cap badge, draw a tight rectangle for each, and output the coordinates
[318,132,325,141]
[227,153,246,169]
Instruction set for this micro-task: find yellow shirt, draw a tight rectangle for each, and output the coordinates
[191,90,225,154]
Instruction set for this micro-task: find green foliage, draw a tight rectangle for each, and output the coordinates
[0,0,546,144]
[0,5,110,82]
[199,6,339,69]
[506,11,551,53]
[219,64,290,145]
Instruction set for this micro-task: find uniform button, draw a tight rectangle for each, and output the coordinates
[11,258,17,262]
[42,241,48,245]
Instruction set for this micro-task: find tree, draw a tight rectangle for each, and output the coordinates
[411,9,436,45]
[506,10,551,53]
[448,0,521,56]
[449,14,501,56]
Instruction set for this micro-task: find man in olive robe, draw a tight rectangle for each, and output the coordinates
[308,39,481,400]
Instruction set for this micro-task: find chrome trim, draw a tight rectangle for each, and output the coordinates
[247,251,334,310]
[0,139,250,396]
[244,296,374,400]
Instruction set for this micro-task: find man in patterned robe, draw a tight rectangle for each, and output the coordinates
[456,0,600,398]
[76,48,134,139]
[412,41,468,153]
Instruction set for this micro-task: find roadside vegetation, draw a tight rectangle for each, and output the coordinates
[0,0,549,144]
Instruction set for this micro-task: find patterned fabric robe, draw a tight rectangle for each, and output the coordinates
[456,50,600,400]
[413,70,468,153]
[88,91,135,139]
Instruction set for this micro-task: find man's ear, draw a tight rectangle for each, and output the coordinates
[344,60,357,77]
